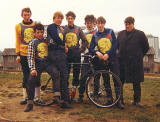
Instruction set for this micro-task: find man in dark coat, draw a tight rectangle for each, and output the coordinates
[117,16,149,107]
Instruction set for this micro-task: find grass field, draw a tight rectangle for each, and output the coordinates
[0,71,160,122]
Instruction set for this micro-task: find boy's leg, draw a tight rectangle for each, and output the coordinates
[20,56,30,105]
[102,73,113,104]
[46,64,61,101]
[94,73,101,96]
[67,61,72,87]
[25,74,39,112]
[34,75,41,102]
[72,56,81,87]
[49,50,71,108]
[78,63,88,99]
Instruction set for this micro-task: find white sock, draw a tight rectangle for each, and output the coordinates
[34,87,40,101]
[23,88,27,101]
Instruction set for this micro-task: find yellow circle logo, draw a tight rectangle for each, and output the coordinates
[98,38,112,53]
[59,33,63,40]
[24,28,34,43]
[65,32,78,47]
[86,34,93,48]
[37,43,48,58]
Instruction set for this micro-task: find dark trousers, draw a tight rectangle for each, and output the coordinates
[92,57,121,99]
[133,82,141,102]
[78,56,91,98]
[92,57,112,98]
[26,60,60,100]
[20,56,30,88]
[67,54,81,87]
[109,57,121,99]
[49,50,69,102]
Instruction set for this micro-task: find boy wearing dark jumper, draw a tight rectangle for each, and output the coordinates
[47,11,71,108]
[78,14,96,103]
[64,11,88,98]
[89,16,124,109]
[24,24,60,112]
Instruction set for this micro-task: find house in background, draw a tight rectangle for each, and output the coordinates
[0,51,3,70]
[2,48,21,71]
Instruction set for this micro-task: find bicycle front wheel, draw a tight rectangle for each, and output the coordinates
[86,70,122,108]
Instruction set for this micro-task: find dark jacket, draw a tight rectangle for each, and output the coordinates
[117,29,149,83]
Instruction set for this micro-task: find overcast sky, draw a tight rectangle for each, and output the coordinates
[0,0,160,51]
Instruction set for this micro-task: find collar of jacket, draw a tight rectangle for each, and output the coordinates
[67,24,75,29]
[22,19,33,25]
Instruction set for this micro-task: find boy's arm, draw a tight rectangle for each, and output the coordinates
[15,24,21,55]
[28,41,36,71]
[79,28,88,53]
[106,30,117,56]
[47,24,65,46]
[88,36,96,55]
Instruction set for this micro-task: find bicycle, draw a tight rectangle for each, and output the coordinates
[80,55,122,108]
[35,55,122,108]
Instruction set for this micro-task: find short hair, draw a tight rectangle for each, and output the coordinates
[66,11,76,19]
[21,7,32,17]
[84,14,95,23]
[33,23,44,32]
[96,16,106,24]
[53,11,64,20]
[124,16,135,24]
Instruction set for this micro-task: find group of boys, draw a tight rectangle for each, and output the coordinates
[15,7,123,112]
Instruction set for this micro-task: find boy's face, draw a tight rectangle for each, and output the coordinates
[54,16,63,26]
[34,29,44,40]
[97,22,105,32]
[85,22,94,30]
[66,16,75,26]
[22,11,31,22]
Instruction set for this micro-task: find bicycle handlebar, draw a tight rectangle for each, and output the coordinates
[81,54,97,59]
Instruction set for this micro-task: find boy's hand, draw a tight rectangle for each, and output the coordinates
[31,70,37,76]
[65,43,68,53]
[103,54,109,62]
[96,51,103,60]
[16,56,21,63]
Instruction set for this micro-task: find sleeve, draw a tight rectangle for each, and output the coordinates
[106,30,118,56]
[15,24,21,55]
[47,24,65,46]
[28,41,36,71]
[89,36,96,55]
[79,28,89,53]
[140,31,149,56]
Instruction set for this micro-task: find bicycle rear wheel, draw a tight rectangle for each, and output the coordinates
[86,70,122,108]
[35,76,55,106]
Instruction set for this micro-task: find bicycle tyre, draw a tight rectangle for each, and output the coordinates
[86,70,122,108]
[34,77,55,106]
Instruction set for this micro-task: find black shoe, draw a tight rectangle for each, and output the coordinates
[116,102,124,109]
[60,102,72,109]
[20,99,27,105]
[77,97,83,103]
[24,104,33,112]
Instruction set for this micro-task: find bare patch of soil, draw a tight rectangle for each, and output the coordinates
[0,84,98,122]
